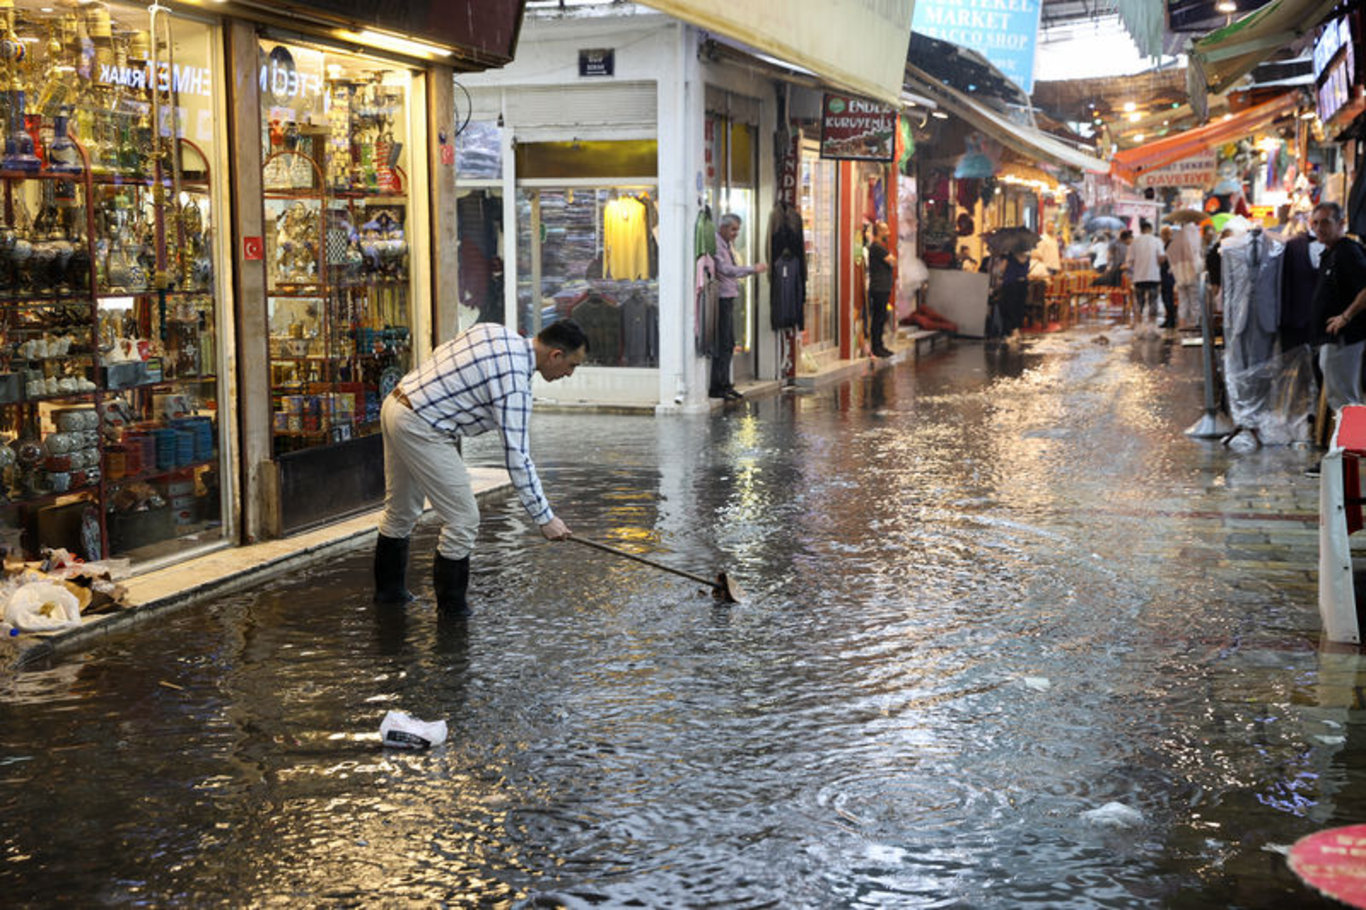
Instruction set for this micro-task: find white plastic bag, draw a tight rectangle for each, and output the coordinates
[379,710,447,750]
[4,582,82,632]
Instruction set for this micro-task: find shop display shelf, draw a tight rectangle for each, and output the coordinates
[0,485,100,510]
[107,456,217,488]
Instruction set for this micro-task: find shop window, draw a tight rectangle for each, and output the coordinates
[515,187,658,367]
[259,39,417,457]
[800,142,837,351]
[456,188,503,332]
[0,2,228,563]
[456,121,502,180]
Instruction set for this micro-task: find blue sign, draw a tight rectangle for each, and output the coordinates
[911,0,1043,94]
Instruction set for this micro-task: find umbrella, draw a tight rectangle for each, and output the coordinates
[983,226,1040,255]
[1166,209,1209,225]
[1084,215,1126,232]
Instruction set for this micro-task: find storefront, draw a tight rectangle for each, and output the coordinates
[0,2,231,565]
[0,0,524,564]
[455,3,913,409]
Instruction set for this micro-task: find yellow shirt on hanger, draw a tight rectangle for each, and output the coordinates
[604,196,649,280]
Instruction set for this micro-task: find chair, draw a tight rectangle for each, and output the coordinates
[1044,273,1072,328]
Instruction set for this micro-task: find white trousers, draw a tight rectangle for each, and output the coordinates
[377,395,479,559]
[1320,340,1366,415]
[1177,281,1202,327]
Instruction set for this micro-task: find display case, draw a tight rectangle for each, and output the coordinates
[0,2,225,563]
[262,45,414,459]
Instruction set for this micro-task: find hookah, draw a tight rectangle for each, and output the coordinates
[1,8,40,171]
[38,22,82,174]
[149,1,187,346]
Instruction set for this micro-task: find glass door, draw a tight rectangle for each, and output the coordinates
[800,140,837,353]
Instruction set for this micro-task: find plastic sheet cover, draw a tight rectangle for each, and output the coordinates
[1224,343,1315,445]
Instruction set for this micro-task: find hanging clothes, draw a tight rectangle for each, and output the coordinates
[767,201,805,331]
[571,291,622,366]
[1222,228,1298,440]
[603,196,649,280]
[694,205,718,355]
[1222,229,1283,374]
[622,292,657,367]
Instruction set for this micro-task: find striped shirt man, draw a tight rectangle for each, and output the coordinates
[400,323,551,523]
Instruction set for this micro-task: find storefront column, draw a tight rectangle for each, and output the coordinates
[225,20,273,543]
[427,66,460,349]
[657,25,697,411]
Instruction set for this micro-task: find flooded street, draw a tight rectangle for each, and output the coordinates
[1,328,1353,907]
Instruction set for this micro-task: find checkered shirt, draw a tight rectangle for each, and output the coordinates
[400,324,553,524]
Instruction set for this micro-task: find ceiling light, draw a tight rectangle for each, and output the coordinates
[1133,133,1144,143]
[1215,0,1237,12]
[336,28,456,60]
[1163,119,1169,126]
[1300,109,1317,120]
[931,110,949,119]
[1123,101,1136,112]
[1127,111,1142,122]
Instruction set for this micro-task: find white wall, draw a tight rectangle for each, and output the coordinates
[463,12,809,412]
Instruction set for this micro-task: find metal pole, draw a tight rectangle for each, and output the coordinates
[1186,278,1233,438]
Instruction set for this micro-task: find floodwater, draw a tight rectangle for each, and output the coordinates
[1,328,1355,908]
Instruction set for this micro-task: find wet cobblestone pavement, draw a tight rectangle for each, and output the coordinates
[0,324,1354,908]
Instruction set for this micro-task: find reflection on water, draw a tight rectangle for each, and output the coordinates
[0,332,1345,906]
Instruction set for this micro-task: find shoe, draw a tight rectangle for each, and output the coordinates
[433,553,471,616]
[1305,463,1322,478]
[708,388,726,399]
[373,534,415,604]
[723,388,744,401]
[873,348,894,358]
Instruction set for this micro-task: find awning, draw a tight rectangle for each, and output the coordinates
[639,0,914,106]
[904,62,1110,175]
[1187,0,1338,113]
[1111,92,1299,183]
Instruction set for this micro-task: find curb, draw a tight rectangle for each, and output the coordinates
[9,470,514,670]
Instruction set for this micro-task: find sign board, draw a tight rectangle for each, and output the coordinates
[579,48,614,77]
[244,236,263,261]
[911,0,1043,94]
[819,94,896,161]
[1136,152,1217,190]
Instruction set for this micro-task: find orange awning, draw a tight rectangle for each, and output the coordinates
[1110,93,1299,184]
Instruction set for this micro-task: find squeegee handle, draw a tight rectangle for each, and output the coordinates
[566,535,719,590]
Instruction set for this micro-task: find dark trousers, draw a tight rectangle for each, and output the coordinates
[709,296,736,394]
[868,288,890,351]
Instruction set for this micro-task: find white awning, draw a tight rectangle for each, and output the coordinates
[904,62,1110,175]
[639,0,915,106]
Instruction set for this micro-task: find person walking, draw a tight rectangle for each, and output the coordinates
[866,220,896,357]
[1125,220,1163,324]
[1159,225,1177,328]
[710,213,767,400]
[373,320,589,614]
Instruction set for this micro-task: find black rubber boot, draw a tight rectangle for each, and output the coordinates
[433,553,471,616]
[373,534,414,604]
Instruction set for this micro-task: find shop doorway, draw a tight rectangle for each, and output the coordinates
[705,112,760,383]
